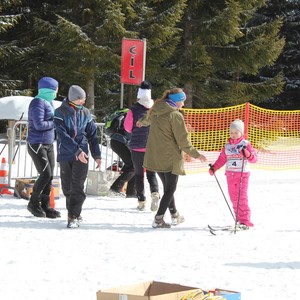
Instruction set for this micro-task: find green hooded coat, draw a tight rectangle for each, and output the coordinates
[141,100,201,175]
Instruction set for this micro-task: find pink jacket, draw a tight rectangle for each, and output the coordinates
[214,136,257,173]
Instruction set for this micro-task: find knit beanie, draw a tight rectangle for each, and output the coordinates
[137,80,153,109]
[38,77,58,91]
[230,119,244,135]
[68,85,86,101]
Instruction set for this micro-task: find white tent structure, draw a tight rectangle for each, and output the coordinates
[0,96,62,121]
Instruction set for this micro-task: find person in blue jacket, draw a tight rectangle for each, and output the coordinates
[54,85,101,228]
[27,76,61,219]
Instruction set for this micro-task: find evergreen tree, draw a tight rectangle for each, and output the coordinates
[0,0,187,118]
[0,0,130,113]
[0,0,31,97]
[176,0,285,108]
[110,0,187,107]
[127,0,187,95]
[254,0,300,109]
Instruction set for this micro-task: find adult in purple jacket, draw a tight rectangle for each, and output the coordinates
[27,77,61,219]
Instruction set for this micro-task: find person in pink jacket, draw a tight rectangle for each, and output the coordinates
[124,81,160,211]
[209,119,257,227]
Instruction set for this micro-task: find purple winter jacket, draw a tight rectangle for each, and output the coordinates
[27,97,55,144]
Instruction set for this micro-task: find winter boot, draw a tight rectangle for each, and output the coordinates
[67,214,80,228]
[108,189,126,198]
[150,192,160,212]
[40,194,61,219]
[236,222,250,231]
[110,180,126,197]
[126,179,137,198]
[137,200,147,211]
[27,193,46,218]
[126,193,137,198]
[171,211,185,226]
[152,215,171,228]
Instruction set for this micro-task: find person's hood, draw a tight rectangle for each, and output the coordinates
[150,100,179,117]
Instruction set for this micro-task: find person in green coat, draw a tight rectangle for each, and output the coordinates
[138,87,207,228]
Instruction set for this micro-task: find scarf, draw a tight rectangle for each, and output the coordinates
[68,99,83,110]
[36,88,56,114]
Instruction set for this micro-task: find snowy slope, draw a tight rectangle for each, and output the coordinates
[0,168,300,300]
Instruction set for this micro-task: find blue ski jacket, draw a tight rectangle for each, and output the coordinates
[54,99,101,162]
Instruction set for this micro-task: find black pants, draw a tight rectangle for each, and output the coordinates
[60,160,88,217]
[110,139,136,195]
[131,151,159,201]
[27,143,55,198]
[156,172,179,216]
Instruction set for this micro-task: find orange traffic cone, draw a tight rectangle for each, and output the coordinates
[0,157,13,195]
[50,186,55,208]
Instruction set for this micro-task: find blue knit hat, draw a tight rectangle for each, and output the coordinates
[38,77,59,91]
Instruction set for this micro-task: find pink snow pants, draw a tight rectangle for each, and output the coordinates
[225,171,253,227]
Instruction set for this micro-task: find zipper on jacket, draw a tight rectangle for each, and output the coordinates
[72,108,77,139]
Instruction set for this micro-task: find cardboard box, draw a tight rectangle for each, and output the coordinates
[97,281,203,300]
[14,177,60,200]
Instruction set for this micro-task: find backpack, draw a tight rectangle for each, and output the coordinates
[104,108,129,137]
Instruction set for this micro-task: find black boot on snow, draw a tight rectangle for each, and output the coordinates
[27,200,46,218]
[41,194,61,219]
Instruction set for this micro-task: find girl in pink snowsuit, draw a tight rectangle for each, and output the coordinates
[209,119,257,227]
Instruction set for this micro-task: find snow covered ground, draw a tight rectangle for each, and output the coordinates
[0,166,299,300]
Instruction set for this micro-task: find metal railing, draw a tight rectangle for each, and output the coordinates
[2,121,117,195]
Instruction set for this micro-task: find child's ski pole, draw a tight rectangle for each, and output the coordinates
[234,147,246,234]
[209,164,236,222]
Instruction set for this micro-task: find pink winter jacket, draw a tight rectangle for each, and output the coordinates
[213,136,257,173]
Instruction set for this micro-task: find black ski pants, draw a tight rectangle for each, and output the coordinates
[110,139,136,195]
[156,172,179,216]
[131,150,159,201]
[60,160,89,218]
[27,143,55,199]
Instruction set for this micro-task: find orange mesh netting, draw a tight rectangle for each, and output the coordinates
[183,103,300,173]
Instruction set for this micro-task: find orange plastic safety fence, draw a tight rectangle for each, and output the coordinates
[183,103,300,173]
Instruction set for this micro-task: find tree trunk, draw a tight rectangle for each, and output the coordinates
[128,85,135,108]
[184,82,193,108]
[86,79,95,113]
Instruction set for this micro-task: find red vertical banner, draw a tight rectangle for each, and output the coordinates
[121,38,145,85]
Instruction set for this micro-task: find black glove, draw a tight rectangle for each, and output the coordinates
[208,164,215,176]
[240,146,251,158]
